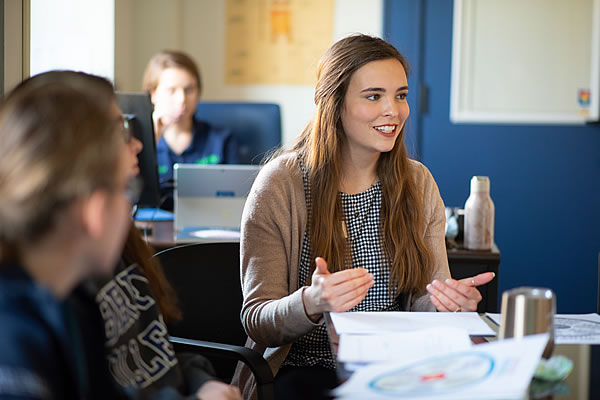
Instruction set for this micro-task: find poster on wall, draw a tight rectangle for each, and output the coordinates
[225,0,334,86]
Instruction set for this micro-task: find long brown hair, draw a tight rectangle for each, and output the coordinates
[291,34,433,296]
[122,225,182,322]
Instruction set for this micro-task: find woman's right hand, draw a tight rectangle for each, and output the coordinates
[302,257,374,321]
[152,101,179,141]
[152,109,171,141]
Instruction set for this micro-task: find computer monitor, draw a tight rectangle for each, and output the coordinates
[116,92,161,209]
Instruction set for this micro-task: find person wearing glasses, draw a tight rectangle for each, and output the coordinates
[234,35,495,399]
[86,120,242,399]
[0,71,134,398]
[142,50,239,210]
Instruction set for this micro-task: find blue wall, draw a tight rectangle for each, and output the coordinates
[385,0,600,313]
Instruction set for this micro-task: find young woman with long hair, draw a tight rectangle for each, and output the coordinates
[234,35,494,399]
[89,126,241,400]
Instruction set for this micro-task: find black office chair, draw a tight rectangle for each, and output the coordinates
[154,242,274,400]
[194,102,282,164]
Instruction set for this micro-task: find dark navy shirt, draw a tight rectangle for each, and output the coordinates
[156,119,238,186]
[0,262,127,400]
[156,119,238,210]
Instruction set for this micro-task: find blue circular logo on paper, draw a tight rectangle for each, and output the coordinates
[368,352,494,397]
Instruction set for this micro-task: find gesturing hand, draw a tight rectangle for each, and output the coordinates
[302,257,374,322]
[426,272,495,312]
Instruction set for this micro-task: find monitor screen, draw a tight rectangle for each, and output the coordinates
[116,92,161,209]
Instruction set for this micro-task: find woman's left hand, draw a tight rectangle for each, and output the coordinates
[426,272,495,312]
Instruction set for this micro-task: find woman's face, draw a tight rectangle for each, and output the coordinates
[151,67,199,126]
[340,58,409,159]
[89,110,137,277]
[124,122,143,177]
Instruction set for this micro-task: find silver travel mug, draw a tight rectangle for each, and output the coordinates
[498,287,555,358]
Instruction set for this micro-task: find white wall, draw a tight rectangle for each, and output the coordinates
[3,0,25,94]
[450,0,600,124]
[29,0,114,81]
[115,0,383,147]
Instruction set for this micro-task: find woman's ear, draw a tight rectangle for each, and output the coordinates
[79,190,108,239]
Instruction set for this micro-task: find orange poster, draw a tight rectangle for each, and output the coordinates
[226,0,334,85]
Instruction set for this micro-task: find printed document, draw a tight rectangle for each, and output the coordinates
[486,313,600,344]
[334,334,549,400]
[338,326,472,364]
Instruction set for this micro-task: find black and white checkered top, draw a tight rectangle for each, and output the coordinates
[282,159,403,370]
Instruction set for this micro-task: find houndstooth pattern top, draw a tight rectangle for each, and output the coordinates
[282,158,403,369]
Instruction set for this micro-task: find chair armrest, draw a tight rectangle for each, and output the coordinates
[169,336,274,400]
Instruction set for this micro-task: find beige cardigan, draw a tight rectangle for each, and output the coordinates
[232,153,451,399]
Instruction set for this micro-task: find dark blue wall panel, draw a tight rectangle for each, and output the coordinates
[383,0,423,158]
[384,0,600,313]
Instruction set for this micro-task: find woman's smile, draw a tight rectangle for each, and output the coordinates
[373,124,398,137]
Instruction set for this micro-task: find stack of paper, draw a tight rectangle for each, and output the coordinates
[330,312,495,372]
[338,326,472,368]
[330,311,496,336]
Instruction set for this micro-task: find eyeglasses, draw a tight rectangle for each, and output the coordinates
[123,176,143,205]
[116,115,134,143]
